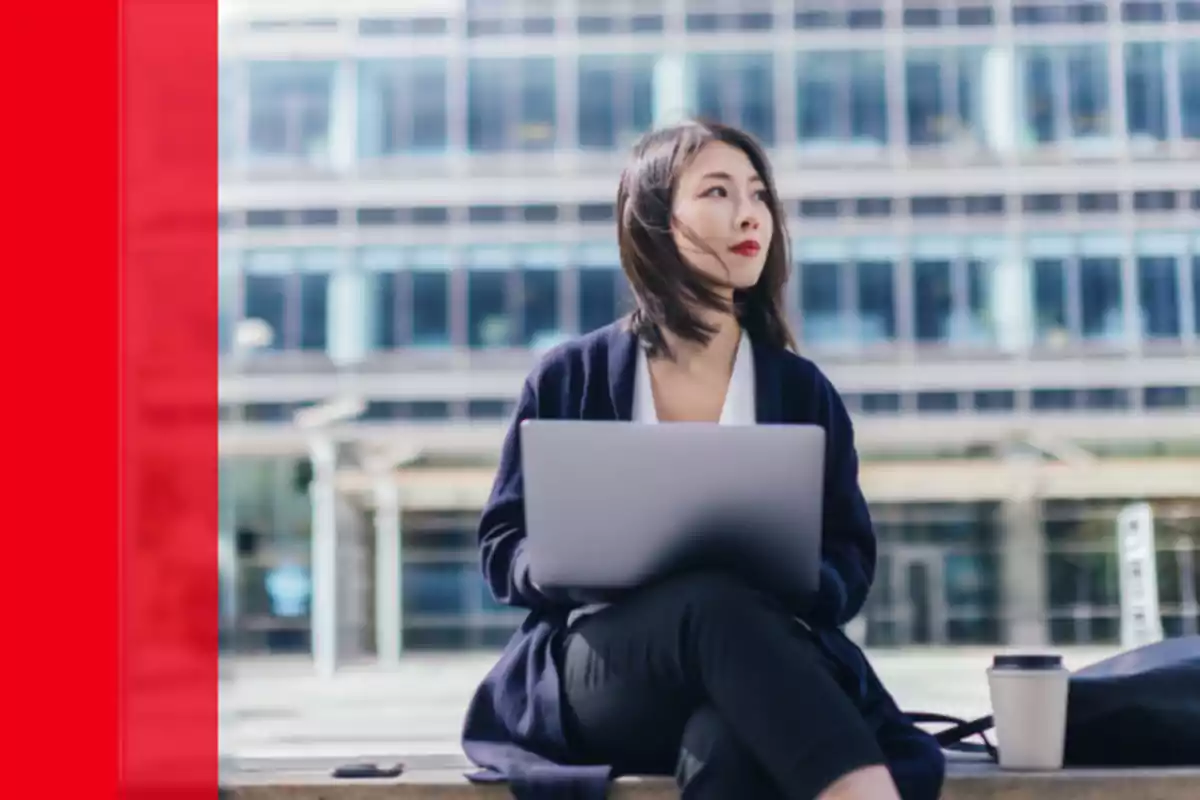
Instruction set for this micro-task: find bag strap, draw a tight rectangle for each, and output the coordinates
[906,711,998,762]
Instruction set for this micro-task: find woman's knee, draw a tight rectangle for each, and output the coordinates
[676,707,772,796]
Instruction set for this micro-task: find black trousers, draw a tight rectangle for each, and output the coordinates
[560,572,887,800]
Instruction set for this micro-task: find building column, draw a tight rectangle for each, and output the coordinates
[1000,468,1049,646]
[309,436,339,678]
[374,474,403,666]
[335,494,371,659]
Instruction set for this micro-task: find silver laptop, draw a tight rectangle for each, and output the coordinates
[519,420,825,604]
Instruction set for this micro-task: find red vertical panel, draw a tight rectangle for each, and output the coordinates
[0,1,120,797]
[121,0,218,797]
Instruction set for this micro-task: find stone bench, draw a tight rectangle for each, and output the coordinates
[223,754,1200,799]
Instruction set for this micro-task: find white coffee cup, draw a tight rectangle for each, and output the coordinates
[986,653,1070,771]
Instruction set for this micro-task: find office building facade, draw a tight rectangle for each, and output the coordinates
[218,0,1200,658]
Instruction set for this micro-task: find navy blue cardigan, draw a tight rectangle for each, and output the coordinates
[461,320,946,800]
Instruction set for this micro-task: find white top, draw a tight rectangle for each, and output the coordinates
[631,329,757,426]
[568,330,758,625]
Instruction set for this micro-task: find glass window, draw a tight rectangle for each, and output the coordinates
[578,57,615,148]
[579,203,615,223]
[372,271,399,349]
[911,196,954,216]
[522,15,556,35]
[468,400,512,420]
[1017,45,1112,149]
[854,259,896,344]
[691,53,776,145]
[1033,389,1076,411]
[247,62,335,165]
[579,269,618,333]
[519,58,557,150]
[1032,257,1069,343]
[1181,43,1200,140]
[906,50,949,147]
[242,251,335,352]
[298,273,329,351]
[965,194,1005,215]
[468,58,557,152]
[855,197,893,216]
[631,14,665,32]
[577,14,615,33]
[1144,386,1189,408]
[411,272,451,347]
[1078,192,1121,213]
[1079,256,1124,342]
[578,55,656,150]
[964,258,996,345]
[799,199,841,218]
[1137,255,1181,339]
[917,392,959,412]
[1023,193,1066,213]
[957,6,993,25]
[1123,0,1168,21]
[800,261,845,346]
[686,8,776,31]
[219,65,238,163]
[467,250,513,348]
[1046,550,1119,615]
[467,61,508,152]
[796,51,888,149]
[468,205,507,224]
[862,393,901,414]
[359,59,449,156]
[1018,48,1056,145]
[904,6,942,26]
[413,207,449,225]
[974,390,1015,412]
[468,271,511,348]
[1083,388,1130,409]
[243,270,287,352]
[1133,190,1177,211]
[522,204,559,223]
[360,250,452,352]
[219,252,240,355]
[914,258,953,343]
[403,562,467,615]
[1194,254,1200,335]
[519,267,561,348]
[795,8,838,28]
[1065,45,1112,141]
[1125,43,1168,143]
[361,249,403,349]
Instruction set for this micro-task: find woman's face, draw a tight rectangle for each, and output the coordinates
[670,141,774,292]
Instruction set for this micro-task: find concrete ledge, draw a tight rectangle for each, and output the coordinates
[223,755,1200,799]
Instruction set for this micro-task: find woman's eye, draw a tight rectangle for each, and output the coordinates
[702,186,727,198]
[754,189,770,202]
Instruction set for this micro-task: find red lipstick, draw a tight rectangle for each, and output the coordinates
[730,240,760,257]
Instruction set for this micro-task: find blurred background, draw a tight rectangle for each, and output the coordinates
[217,0,1200,677]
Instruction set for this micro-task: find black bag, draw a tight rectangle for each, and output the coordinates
[910,636,1200,767]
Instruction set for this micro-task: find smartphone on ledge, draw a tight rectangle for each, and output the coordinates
[331,762,405,779]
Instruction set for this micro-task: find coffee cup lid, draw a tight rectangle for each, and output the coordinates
[992,654,1063,669]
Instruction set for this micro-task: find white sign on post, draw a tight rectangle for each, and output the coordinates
[1115,502,1164,650]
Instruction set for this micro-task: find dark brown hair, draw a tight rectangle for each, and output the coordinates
[616,119,795,359]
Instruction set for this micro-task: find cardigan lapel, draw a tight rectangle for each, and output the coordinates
[751,338,785,424]
[605,320,639,421]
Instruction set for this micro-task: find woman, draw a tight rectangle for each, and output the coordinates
[461,120,945,800]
